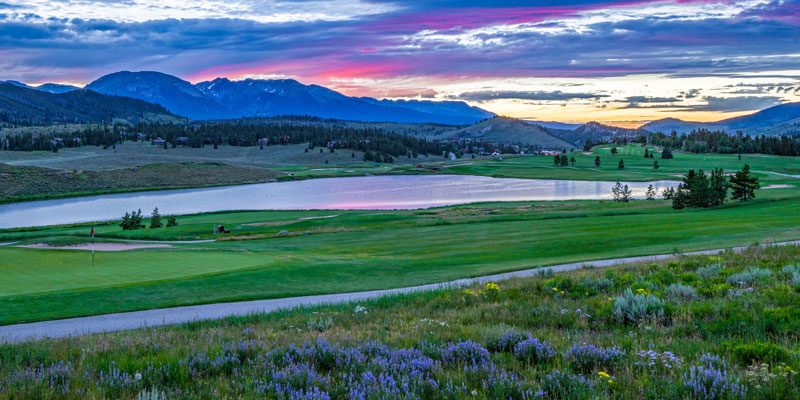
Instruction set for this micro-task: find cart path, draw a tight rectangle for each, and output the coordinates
[2,240,799,344]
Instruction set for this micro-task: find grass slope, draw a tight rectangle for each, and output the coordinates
[0,162,283,202]
[1,245,799,399]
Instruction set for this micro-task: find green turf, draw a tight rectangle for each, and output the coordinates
[0,146,798,324]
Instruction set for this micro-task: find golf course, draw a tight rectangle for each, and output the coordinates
[0,145,798,325]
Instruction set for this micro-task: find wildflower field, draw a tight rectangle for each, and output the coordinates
[2,244,799,399]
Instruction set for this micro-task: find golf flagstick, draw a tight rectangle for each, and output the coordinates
[91,226,95,266]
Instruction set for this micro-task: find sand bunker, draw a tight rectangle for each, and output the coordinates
[762,184,794,190]
[20,243,172,251]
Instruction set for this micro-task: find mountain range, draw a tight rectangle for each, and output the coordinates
[641,102,800,136]
[85,71,493,125]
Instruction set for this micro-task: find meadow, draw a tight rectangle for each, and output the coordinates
[0,244,798,399]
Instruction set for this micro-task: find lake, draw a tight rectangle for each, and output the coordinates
[0,175,678,229]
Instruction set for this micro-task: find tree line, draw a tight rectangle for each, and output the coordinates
[0,122,452,159]
[649,130,800,157]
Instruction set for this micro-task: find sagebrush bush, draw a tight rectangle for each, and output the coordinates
[665,283,702,302]
[697,265,721,280]
[612,288,666,325]
[726,267,773,287]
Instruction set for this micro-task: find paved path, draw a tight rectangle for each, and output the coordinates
[2,240,799,344]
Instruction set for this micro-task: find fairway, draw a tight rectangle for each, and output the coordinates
[1,146,799,325]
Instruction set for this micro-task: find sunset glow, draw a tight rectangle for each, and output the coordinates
[2,0,799,125]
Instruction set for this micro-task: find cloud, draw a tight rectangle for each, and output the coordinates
[686,96,783,112]
[624,96,679,103]
[456,90,607,102]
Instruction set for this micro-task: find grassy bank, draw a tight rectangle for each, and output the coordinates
[0,162,282,203]
[1,245,799,399]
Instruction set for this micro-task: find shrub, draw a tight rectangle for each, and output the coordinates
[441,340,491,366]
[732,342,789,366]
[513,338,555,365]
[306,317,333,332]
[137,387,167,400]
[726,267,773,287]
[166,216,178,227]
[697,265,721,280]
[665,283,702,302]
[612,289,666,325]
[584,277,614,292]
[565,343,626,373]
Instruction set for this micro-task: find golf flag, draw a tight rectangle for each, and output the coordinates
[90,226,95,265]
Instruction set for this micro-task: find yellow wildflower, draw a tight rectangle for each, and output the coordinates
[552,287,559,292]
[608,379,614,384]
[598,371,611,378]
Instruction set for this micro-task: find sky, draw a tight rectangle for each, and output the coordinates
[1,0,800,126]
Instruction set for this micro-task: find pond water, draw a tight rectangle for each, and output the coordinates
[0,175,678,229]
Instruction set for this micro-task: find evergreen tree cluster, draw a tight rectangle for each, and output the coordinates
[1,121,452,158]
[669,165,758,209]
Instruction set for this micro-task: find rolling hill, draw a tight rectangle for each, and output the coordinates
[642,102,800,135]
[0,83,180,126]
[85,71,493,124]
[436,117,575,149]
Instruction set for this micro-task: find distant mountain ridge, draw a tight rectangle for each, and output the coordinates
[0,82,179,125]
[85,71,494,124]
[642,102,800,136]
[1,80,80,94]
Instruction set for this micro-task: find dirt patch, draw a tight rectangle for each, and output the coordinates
[19,243,172,251]
[762,184,794,190]
[581,152,592,155]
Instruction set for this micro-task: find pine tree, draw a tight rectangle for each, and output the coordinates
[149,207,163,229]
[672,186,687,209]
[560,155,569,166]
[618,159,625,169]
[709,168,728,206]
[730,164,760,202]
[166,216,178,227]
[612,181,622,202]
[646,184,656,200]
[621,185,632,202]
[662,148,673,159]
[644,148,649,158]
[611,147,618,155]
[583,138,593,151]
[594,156,601,167]
[662,187,675,200]
[554,155,561,165]
[570,156,576,166]
[653,160,660,169]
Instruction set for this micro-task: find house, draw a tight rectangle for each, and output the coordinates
[257,138,269,146]
[176,136,189,145]
[151,138,165,145]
